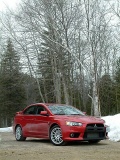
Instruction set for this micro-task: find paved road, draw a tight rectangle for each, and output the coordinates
[0,132,120,160]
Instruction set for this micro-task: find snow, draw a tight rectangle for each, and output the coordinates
[0,114,120,142]
[102,114,120,142]
[0,127,12,132]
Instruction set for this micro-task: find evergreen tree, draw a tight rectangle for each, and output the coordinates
[38,26,72,104]
[114,57,120,113]
[99,74,116,115]
[0,39,26,127]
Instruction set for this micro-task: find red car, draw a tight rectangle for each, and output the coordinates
[13,103,109,145]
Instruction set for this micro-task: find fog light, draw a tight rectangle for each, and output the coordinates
[70,133,74,138]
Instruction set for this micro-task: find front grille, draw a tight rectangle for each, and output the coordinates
[86,123,105,132]
[87,124,104,127]
[83,123,105,139]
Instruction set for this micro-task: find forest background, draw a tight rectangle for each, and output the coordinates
[0,0,120,127]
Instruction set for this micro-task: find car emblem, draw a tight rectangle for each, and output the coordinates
[94,124,97,127]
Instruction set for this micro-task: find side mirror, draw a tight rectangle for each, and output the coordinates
[83,112,86,115]
[16,111,23,115]
[40,111,48,116]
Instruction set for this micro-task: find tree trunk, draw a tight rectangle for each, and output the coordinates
[92,77,100,116]
[51,55,61,103]
[62,75,69,104]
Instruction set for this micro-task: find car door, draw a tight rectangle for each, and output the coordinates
[33,105,50,138]
[22,105,37,136]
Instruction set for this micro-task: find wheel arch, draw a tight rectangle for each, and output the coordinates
[49,123,60,131]
[15,124,23,133]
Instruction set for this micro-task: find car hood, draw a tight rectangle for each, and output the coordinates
[54,115,104,124]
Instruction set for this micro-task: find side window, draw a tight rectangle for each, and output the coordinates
[24,106,37,115]
[37,106,46,114]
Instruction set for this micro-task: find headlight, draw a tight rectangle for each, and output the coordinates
[66,121,82,126]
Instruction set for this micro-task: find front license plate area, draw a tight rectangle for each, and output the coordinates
[87,133,99,138]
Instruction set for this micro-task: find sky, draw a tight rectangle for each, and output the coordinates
[0,114,120,142]
[0,0,21,11]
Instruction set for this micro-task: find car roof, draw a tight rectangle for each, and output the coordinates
[30,103,67,107]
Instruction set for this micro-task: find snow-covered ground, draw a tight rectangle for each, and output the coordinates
[102,114,120,142]
[0,114,120,142]
[0,127,12,132]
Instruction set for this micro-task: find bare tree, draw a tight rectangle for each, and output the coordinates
[0,0,118,116]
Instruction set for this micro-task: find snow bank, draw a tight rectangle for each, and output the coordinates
[0,127,13,132]
[102,114,120,142]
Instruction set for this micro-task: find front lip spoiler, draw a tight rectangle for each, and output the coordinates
[83,137,107,141]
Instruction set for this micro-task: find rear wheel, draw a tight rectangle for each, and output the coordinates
[15,125,26,141]
[50,125,66,146]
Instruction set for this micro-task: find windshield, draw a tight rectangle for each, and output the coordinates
[48,105,85,116]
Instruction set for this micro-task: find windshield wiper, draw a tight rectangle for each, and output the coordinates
[54,113,65,115]
[70,114,81,115]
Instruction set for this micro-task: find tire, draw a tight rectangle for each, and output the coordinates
[88,140,100,144]
[15,125,26,141]
[50,125,66,146]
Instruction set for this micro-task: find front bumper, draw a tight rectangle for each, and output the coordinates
[61,124,109,141]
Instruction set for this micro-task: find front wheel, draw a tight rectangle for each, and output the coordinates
[15,125,26,141]
[50,125,66,146]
